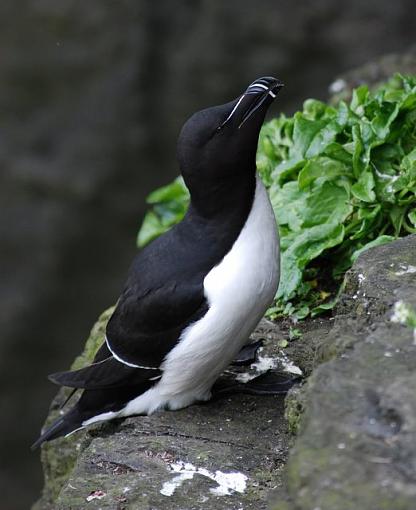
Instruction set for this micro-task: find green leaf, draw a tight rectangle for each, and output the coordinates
[409,209,416,227]
[351,170,376,202]
[323,142,353,164]
[289,327,302,340]
[147,177,189,204]
[401,147,416,175]
[371,101,399,140]
[389,205,406,236]
[137,178,189,247]
[311,299,337,316]
[270,181,306,231]
[272,158,305,184]
[293,305,310,320]
[298,157,350,190]
[290,114,328,159]
[301,182,352,228]
[137,211,167,247]
[303,98,327,119]
[305,120,342,158]
[351,85,369,112]
[352,124,364,178]
[278,223,344,300]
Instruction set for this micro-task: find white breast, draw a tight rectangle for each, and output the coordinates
[120,175,280,416]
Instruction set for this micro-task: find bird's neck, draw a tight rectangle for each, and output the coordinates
[186,169,256,221]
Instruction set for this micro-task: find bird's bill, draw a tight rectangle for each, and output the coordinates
[219,76,284,130]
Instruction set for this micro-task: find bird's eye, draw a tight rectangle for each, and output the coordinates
[207,126,222,141]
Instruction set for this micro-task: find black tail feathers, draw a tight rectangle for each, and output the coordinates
[32,384,148,449]
[31,406,83,450]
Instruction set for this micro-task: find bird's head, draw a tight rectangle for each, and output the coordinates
[177,77,283,195]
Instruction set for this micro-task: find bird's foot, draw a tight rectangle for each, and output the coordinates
[211,370,301,399]
[231,339,263,366]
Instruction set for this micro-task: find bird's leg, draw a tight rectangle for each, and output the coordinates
[231,339,263,366]
[216,338,302,397]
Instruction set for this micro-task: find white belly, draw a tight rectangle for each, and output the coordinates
[121,176,280,416]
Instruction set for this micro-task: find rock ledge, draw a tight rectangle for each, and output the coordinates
[33,235,416,510]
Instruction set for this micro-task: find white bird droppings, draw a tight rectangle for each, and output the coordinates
[86,490,106,502]
[160,462,196,496]
[160,461,248,497]
[209,470,247,496]
[390,300,416,345]
[236,348,302,383]
[236,353,276,383]
[276,350,303,376]
[395,264,416,276]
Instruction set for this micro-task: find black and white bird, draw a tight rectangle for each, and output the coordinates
[33,76,285,448]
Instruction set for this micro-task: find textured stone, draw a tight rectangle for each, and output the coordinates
[273,235,416,510]
[34,236,416,510]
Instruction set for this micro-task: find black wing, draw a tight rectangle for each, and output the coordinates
[104,219,213,368]
[49,223,210,390]
[48,279,207,390]
[106,279,208,368]
[48,342,161,389]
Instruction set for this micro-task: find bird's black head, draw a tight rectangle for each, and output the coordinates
[177,77,283,210]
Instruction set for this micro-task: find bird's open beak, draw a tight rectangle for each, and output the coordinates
[219,76,284,130]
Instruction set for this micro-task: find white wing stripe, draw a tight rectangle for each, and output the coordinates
[105,336,159,370]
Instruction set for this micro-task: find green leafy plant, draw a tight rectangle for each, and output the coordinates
[137,75,416,319]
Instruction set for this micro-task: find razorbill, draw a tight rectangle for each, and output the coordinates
[33,76,284,448]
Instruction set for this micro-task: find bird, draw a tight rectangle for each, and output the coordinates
[32,76,285,449]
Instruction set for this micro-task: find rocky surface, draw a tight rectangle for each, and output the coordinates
[273,234,416,510]
[34,235,416,509]
[329,46,416,102]
[33,310,313,510]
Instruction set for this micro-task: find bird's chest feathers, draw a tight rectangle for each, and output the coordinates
[204,176,279,315]
[157,176,279,402]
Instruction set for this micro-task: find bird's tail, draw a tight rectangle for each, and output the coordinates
[32,382,151,449]
[31,405,84,450]
[32,344,155,449]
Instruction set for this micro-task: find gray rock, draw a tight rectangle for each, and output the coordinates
[274,234,416,510]
[35,236,416,509]
[329,46,416,102]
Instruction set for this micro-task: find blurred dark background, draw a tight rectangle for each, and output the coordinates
[0,1,414,508]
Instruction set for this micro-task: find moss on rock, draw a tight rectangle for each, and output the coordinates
[33,307,114,510]
[70,307,115,371]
